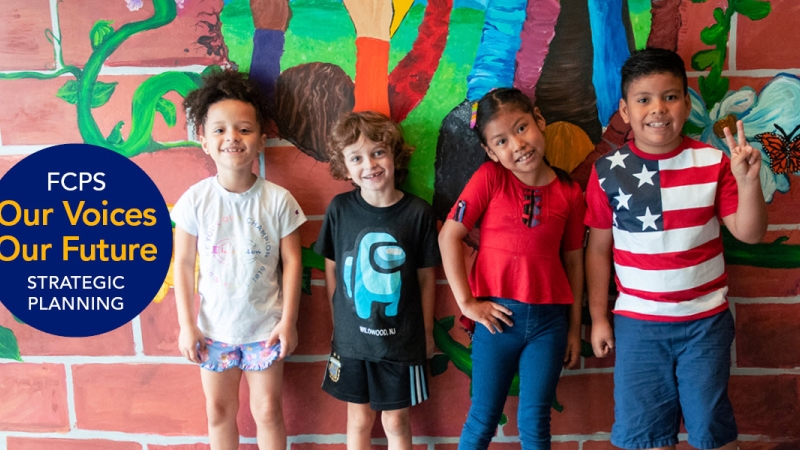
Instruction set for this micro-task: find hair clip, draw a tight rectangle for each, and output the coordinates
[469,101,478,129]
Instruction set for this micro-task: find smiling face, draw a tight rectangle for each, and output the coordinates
[342,135,396,195]
[481,106,548,184]
[200,99,266,173]
[619,72,692,155]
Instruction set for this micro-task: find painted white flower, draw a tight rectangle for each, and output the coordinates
[125,0,143,11]
[686,74,800,202]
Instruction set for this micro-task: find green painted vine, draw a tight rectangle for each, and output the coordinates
[690,0,771,110]
[0,0,204,157]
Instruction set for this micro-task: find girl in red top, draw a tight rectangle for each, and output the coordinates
[439,88,586,450]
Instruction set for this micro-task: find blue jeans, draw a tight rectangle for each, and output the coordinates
[459,299,568,450]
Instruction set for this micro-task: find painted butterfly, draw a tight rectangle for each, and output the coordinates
[754,123,800,174]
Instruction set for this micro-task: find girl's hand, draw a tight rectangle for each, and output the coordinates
[724,120,761,183]
[267,319,298,360]
[178,325,206,364]
[460,298,513,334]
[563,327,581,369]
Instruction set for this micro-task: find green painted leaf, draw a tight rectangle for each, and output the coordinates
[552,396,564,413]
[734,0,771,21]
[56,79,79,104]
[90,81,117,108]
[106,121,125,146]
[683,121,705,136]
[698,69,729,110]
[0,325,22,362]
[438,315,455,331]
[699,23,726,45]
[580,339,595,358]
[301,244,325,271]
[691,49,721,71]
[430,354,450,376]
[691,0,708,3]
[498,413,508,426]
[90,20,114,49]
[13,315,24,324]
[156,98,177,127]
[301,266,312,296]
[57,80,117,108]
[713,7,726,23]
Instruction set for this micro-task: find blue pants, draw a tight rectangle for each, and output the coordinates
[459,299,568,450]
[611,310,738,449]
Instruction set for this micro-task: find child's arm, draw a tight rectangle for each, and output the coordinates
[722,120,768,244]
[438,219,513,334]
[268,229,303,359]
[324,258,336,325]
[174,227,206,363]
[417,266,436,358]
[585,226,614,358]
[561,247,584,369]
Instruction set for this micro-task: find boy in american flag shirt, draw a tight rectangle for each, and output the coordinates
[585,48,767,450]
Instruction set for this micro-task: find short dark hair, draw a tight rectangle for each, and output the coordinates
[327,111,414,187]
[183,69,270,134]
[620,48,688,99]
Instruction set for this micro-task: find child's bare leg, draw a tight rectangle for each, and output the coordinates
[201,368,243,450]
[347,402,376,450]
[245,360,286,450]
[381,407,412,450]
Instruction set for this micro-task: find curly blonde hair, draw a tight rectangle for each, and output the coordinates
[327,111,414,187]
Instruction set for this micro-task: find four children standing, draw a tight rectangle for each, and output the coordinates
[174,47,768,450]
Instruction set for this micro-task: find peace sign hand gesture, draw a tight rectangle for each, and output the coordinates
[724,120,761,183]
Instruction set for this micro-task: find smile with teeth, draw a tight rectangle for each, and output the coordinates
[516,151,535,163]
[221,148,244,153]
[363,170,383,179]
[647,122,669,128]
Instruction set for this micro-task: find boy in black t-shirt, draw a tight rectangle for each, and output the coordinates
[315,111,440,449]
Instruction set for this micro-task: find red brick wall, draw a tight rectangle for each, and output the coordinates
[1,1,798,449]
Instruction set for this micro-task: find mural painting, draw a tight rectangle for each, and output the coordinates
[0,0,798,447]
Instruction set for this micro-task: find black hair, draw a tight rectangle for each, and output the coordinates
[620,48,688,99]
[183,69,270,134]
[472,87,572,183]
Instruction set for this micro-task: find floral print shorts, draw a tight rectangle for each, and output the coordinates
[199,338,281,372]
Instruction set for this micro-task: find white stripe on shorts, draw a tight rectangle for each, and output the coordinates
[409,364,428,406]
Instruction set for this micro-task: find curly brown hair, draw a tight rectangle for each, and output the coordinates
[183,69,270,134]
[327,111,414,187]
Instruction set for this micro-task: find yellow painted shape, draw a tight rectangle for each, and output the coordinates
[391,0,414,37]
[153,205,199,304]
[543,121,595,174]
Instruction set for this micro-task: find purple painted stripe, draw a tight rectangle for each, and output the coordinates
[513,0,560,102]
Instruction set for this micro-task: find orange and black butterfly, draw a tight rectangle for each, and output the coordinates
[754,123,800,174]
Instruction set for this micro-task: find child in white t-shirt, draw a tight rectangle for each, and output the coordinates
[171,70,306,449]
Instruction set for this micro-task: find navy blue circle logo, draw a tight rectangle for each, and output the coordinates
[0,144,173,337]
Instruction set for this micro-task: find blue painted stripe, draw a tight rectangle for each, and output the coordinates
[588,0,630,126]
[466,0,528,101]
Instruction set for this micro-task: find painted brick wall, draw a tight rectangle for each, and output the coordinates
[0,1,798,449]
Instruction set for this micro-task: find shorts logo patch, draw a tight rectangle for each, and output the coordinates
[327,353,341,382]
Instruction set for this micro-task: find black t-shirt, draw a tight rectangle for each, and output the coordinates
[315,190,441,364]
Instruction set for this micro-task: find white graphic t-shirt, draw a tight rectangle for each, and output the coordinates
[171,176,306,344]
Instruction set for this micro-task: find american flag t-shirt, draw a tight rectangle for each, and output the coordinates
[585,138,739,322]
